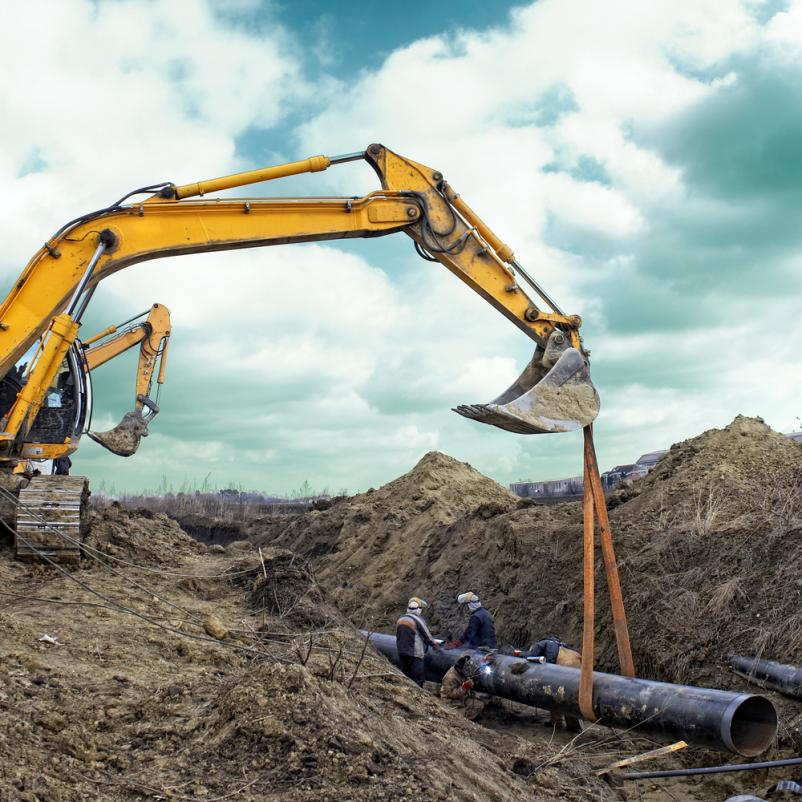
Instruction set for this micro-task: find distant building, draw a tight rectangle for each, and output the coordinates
[510,463,636,501]
[510,431,802,501]
[630,450,669,480]
[510,476,583,500]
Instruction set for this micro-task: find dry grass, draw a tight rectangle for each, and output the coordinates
[92,489,330,523]
[690,483,725,536]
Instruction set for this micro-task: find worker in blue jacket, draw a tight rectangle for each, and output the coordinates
[446,591,497,649]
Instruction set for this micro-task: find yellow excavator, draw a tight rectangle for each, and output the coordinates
[8,302,171,470]
[0,144,599,560]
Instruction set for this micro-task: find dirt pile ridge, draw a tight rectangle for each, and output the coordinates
[610,414,802,518]
[87,501,206,563]
[0,505,617,801]
[259,451,519,623]
[255,418,802,749]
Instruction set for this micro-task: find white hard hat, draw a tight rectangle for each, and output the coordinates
[457,591,479,605]
[407,597,428,611]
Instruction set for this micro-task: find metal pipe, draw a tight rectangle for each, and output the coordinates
[622,755,802,781]
[329,151,365,165]
[65,240,108,316]
[365,632,777,756]
[511,259,565,315]
[71,284,97,323]
[728,655,802,700]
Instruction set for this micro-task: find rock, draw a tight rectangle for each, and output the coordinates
[204,615,228,640]
[228,540,252,552]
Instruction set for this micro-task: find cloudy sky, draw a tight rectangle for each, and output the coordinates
[2,0,801,495]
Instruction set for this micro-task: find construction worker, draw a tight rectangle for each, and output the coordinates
[528,635,583,732]
[528,635,580,667]
[439,655,485,721]
[395,597,440,686]
[446,592,497,649]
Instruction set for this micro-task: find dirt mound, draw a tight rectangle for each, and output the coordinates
[254,451,518,622]
[610,415,802,518]
[606,418,802,688]
[0,507,619,801]
[255,418,802,749]
[87,502,205,564]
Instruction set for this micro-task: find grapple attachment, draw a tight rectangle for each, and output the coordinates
[453,340,599,435]
[87,395,158,457]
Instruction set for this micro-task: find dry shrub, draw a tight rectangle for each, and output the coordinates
[750,467,802,529]
[691,482,726,536]
[248,549,331,632]
[706,577,745,614]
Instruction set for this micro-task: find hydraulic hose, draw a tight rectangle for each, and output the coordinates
[622,755,802,780]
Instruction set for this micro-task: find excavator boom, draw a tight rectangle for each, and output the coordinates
[0,143,598,467]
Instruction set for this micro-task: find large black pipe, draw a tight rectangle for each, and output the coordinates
[366,632,777,756]
[728,655,802,700]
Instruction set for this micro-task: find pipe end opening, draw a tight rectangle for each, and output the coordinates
[724,695,777,757]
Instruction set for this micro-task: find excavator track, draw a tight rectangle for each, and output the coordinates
[15,475,89,563]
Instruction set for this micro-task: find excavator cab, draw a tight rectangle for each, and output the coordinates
[0,304,170,463]
[0,343,93,463]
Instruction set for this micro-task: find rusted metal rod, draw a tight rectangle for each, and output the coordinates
[583,425,635,678]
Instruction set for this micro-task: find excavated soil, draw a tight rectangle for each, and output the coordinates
[0,503,620,801]
[256,451,519,628]
[253,417,802,758]
[4,414,799,800]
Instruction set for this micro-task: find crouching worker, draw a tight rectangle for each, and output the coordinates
[440,655,485,721]
[528,635,582,732]
[446,592,497,650]
[396,597,440,686]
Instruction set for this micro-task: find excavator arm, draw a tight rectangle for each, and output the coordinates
[0,144,599,464]
[82,303,171,456]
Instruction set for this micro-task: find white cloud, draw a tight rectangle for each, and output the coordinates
[4,0,802,495]
[0,0,310,268]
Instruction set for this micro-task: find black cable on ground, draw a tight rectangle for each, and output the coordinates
[623,756,802,781]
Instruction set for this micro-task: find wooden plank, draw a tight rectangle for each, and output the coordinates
[595,741,688,775]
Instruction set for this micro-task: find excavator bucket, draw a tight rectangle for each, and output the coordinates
[454,346,600,434]
[88,409,150,457]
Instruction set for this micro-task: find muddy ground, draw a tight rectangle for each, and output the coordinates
[2,415,801,800]
[0,505,621,802]
[246,415,802,797]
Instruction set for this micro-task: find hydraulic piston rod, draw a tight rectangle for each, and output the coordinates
[365,633,777,756]
[728,655,802,700]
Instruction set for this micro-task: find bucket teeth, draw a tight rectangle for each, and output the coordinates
[454,347,600,435]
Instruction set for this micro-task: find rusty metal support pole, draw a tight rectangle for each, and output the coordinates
[580,446,597,721]
[583,425,636,678]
